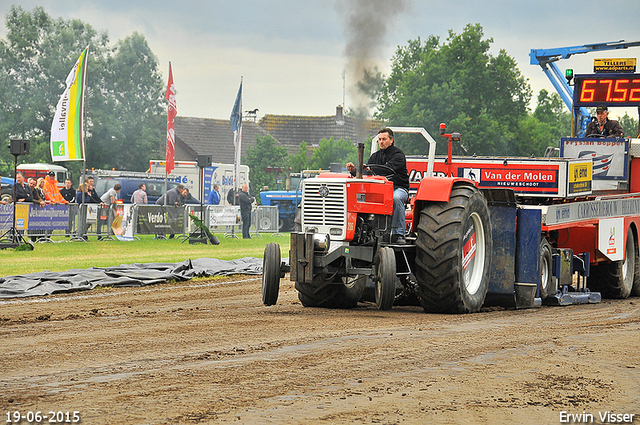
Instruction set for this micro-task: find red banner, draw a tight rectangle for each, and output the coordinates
[165,63,176,174]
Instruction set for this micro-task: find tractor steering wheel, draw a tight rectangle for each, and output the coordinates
[365,163,396,178]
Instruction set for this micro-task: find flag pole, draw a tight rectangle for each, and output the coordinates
[229,77,243,238]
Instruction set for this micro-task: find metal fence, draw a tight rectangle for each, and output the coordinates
[0,203,284,243]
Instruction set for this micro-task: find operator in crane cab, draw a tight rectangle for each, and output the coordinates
[346,127,410,244]
[585,105,624,138]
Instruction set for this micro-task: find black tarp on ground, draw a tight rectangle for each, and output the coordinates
[0,257,263,299]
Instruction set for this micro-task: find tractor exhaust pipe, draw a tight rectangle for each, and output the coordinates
[356,142,365,179]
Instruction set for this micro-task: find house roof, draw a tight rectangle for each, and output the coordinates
[174,116,270,164]
[173,110,384,163]
[258,112,383,151]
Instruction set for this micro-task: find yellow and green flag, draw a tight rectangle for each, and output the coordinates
[50,47,89,161]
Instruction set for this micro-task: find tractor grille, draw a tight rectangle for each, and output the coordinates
[302,181,346,227]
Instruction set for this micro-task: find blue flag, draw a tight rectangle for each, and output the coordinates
[230,80,242,133]
[230,78,243,197]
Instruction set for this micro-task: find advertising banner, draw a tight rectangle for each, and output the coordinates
[561,138,628,180]
[136,205,184,234]
[209,206,240,227]
[0,204,12,230]
[113,204,136,241]
[24,204,70,230]
[0,204,70,231]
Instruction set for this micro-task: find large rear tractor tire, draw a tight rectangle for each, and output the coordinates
[261,243,281,305]
[374,247,396,311]
[633,228,640,297]
[296,275,366,309]
[588,227,635,299]
[414,183,492,313]
[539,238,556,299]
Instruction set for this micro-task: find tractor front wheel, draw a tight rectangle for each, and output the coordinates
[261,243,281,305]
[374,247,396,311]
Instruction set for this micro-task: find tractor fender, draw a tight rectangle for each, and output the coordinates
[414,177,477,202]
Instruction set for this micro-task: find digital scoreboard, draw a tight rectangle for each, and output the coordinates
[573,73,640,107]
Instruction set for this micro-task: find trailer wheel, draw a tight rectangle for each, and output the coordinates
[0,188,11,202]
[539,238,556,298]
[414,183,492,313]
[296,275,366,309]
[259,216,273,231]
[375,247,396,311]
[262,243,281,305]
[588,226,635,299]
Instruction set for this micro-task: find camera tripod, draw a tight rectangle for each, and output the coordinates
[0,150,33,249]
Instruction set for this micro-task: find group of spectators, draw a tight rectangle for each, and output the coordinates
[7,170,69,206]
[4,170,258,240]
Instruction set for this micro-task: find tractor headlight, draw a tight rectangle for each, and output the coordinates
[313,233,330,253]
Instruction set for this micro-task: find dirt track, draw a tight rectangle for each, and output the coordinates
[1,276,639,424]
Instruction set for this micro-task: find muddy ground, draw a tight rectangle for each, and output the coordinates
[1,275,639,424]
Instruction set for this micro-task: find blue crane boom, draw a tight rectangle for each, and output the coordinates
[530,40,640,136]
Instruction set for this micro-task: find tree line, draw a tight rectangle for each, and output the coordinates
[0,5,164,179]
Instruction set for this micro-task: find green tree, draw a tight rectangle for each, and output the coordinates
[512,89,572,157]
[287,141,311,173]
[619,112,639,138]
[376,24,531,156]
[244,135,288,196]
[0,5,109,176]
[0,6,165,179]
[88,32,165,171]
[309,137,357,170]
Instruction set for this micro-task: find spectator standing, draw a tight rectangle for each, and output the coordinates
[236,183,255,239]
[155,184,187,206]
[28,178,46,206]
[35,178,47,204]
[13,172,34,203]
[59,178,76,203]
[76,176,105,240]
[99,184,121,240]
[155,184,187,239]
[75,176,102,204]
[182,188,199,204]
[207,184,221,205]
[130,183,148,204]
[43,171,69,204]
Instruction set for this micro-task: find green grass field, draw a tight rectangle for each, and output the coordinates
[0,233,290,277]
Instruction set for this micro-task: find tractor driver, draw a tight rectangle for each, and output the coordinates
[585,105,624,138]
[346,127,410,244]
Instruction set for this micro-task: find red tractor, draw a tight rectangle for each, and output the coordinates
[262,126,495,313]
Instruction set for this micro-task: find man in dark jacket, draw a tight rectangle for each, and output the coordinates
[59,179,76,203]
[155,184,187,206]
[585,105,624,138]
[236,183,255,239]
[13,172,34,203]
[347,127,410,243]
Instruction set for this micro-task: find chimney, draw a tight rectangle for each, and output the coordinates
[335,105,345,125]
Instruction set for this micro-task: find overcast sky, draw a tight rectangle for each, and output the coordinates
[1,0,640,120]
